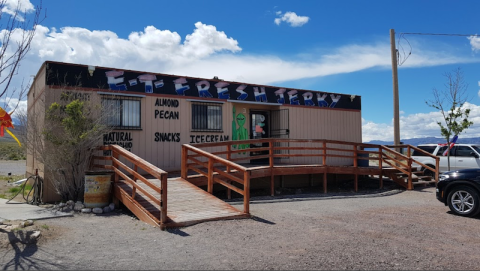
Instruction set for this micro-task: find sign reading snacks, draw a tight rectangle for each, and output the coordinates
[46,63,361,110]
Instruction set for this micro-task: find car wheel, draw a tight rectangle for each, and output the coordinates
[422,166,435,179]
[447,186,480,217]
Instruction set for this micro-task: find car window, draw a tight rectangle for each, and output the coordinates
[437,146,455,156]
[472,146,480,154]
[412,146,436,156]
[455,146,479,157]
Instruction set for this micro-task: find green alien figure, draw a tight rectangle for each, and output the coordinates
[232,107,249,152]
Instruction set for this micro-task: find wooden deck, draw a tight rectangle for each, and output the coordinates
[93,140,440,230]
[114,177,249,229]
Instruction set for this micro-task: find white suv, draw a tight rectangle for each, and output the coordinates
[412,144,480,174]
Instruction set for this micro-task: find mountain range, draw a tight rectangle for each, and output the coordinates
[365,137,480,146]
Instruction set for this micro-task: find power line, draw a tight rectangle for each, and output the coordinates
[400,32,479,37]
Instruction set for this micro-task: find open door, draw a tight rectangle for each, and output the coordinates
[250,111,269,164]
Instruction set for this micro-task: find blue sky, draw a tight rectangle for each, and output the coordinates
[2,0,480,142]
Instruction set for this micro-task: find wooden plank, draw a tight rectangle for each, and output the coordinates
[213,176,244,195]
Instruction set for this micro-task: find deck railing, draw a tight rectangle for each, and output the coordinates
[385,144,440,184]
[182,138,398,214]
[91,145,168,224]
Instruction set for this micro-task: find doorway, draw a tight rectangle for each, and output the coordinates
[250,111,269,164]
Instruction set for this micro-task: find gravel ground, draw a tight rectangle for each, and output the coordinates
[0,160,26,176]
[2,184,480,270]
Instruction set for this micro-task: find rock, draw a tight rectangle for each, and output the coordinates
[109,203,115,211]
[58,202,66,208]
[76,201,83,204]
[30,231,41,240]
[81,208,92,213]
[103,206,111,213]
[92,207,103,214]
[24,220,34,227]
[74,203,85,211]
[66,200,74,206]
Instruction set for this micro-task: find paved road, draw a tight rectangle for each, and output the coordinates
[0,160,26,176]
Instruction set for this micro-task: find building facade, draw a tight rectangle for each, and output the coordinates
[27,61,362,202]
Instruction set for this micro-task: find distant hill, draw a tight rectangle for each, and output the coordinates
[0,125,25,143]
[365,137,480,146]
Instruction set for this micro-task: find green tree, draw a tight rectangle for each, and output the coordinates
[42,96,111,201]
[426,68,474,171]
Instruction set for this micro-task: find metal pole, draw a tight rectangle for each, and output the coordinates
[390,29,401,150]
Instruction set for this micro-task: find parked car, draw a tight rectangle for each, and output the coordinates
[412,144,480,176]
[436,168,480,217]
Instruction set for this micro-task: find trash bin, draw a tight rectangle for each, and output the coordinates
[84,170,114,208]
[357,152,369,167]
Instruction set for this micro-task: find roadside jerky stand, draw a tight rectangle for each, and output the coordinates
[27,61,362,203]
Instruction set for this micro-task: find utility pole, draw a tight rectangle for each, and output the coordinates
[390,29,400,150]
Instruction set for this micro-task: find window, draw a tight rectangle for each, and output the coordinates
[101,96,141,129]
[412,146,437,156]
[191,102,222,132]
[456,146,475,157]
[437,146,455,156]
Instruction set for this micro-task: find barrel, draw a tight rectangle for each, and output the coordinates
[84,171,113,208]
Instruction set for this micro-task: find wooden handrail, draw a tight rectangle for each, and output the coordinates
[92,145,168,225]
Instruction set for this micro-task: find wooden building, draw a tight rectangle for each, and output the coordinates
[27,61,362,202]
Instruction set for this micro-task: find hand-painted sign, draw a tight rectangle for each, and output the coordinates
[46,62,361,110]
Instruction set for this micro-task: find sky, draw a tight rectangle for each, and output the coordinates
[2,0,480,142]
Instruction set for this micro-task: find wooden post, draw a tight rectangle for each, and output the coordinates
[391,29,401,151]
[133,165,138,182]
[322,141,327,166]
[379,149,383,189]
[208,158,214,194]
[181,146,188,179]
[226,144,232,199]
[160,174,168,225]
[113,151,119,183]
[269,140,274,196]
[243,171,250,214]
[408,158,413,190]
[354,144,358,192]
[323,172,327,194]
[435,157,440,183]
[354,174,358,192]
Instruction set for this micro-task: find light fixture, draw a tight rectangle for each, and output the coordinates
[350,95,356,102]
[88,65,95,76]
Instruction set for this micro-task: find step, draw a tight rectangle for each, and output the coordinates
[413,180,436,187]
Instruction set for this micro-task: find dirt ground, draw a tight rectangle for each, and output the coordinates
[2,182,480,270]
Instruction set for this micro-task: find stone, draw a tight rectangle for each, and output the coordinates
[58,202,66,208]
[81,208,92,213]
[74,203,85,211]
[25,220,34,227]
[103,206,111,213]
[109,203,115,211]
[66,200,74,206]
[92,208,103,214]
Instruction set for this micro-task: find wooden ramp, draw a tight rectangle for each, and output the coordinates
[115,177,249,229]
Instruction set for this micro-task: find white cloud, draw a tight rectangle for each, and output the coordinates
[362,102,480,142]
[2,0,35,21]
[468,36,480,51]
[0,21,478,110]
[0,97,27,119]
[274,11,309,27]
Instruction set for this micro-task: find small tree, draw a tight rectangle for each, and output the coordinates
[20,86,115,202]
[426,68,474,171]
